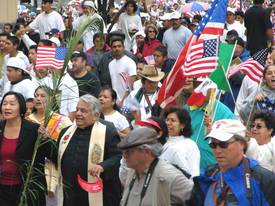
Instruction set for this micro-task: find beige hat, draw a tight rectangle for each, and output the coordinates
[50,37,60,47]
[128,24,139,34]
[205,119,246,142]
[117,127,158,150]
[139,65,165,82]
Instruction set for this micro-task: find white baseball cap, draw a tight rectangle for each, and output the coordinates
[170,11,181,19]
[205,119,246,142]
[159,13,171,21]
[7,57,27,73]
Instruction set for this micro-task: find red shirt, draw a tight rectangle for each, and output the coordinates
[0,136,21,185]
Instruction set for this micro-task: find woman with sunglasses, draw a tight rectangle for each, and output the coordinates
[249,110,275,145]
[240,64,275,123]
[164,106,200,177]
[135,24,164,60]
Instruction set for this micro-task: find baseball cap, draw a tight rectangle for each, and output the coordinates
[159,13,171,21]
[128,24,139,34]
[84,1,97,11]
[45,28,60,36]
[205,119,246,142]
[227,7,236,14]
[137,119,162,130]
[170,11,181,19]
[72,51,87,60]
[228,36,244,48]
[117,127,158,150]
[50,37,60,47]
[7,57,27,73]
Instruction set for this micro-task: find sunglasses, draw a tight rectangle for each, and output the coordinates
[148,30,156,33]
[209,139,239,149]
[250,124,265,130]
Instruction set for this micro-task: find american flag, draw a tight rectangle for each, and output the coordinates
[258,96,275,113]
[183,38,219,77]
[156,0,227,109]
[272,13,275,41]
[229,0,246,13]
[36,46,68,70]
[144,55,155,65]
[184,11,205,19]
[228,48,268,83]
[119,72,131,93]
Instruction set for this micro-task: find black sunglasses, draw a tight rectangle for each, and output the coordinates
[209,139,239,149]
[148,30,156,33]
[250,124,264,130]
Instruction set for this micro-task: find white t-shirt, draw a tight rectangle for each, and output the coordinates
[226,21,247,41]
[104,110,130,132]
[1,51,29,89]
[161,136,201,177]
[3,79,36,100]
[58,73,79,116]
[109,55,136,104]
[117,13,143,51]
[29,11,65,39]
[163,26,192,60]
[73,13,107,52]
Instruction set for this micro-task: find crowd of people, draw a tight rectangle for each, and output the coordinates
[1,0,275,205]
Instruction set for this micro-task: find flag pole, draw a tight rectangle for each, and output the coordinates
[220,62,242,122]
[204,88,215,135]
[211,89,223,123]
[245,83,261,129]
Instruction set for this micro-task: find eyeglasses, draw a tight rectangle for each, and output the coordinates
[148,30,156,33]
[250,124,265,130]
[165,118,179,123]
[209,139,239,149]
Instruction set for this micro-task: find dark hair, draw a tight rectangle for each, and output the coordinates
[154,46,167,57]
[138,59,147,65]
[148,116,168,145]
[263,64,275,79]
[39,39,53,46]
[42,0,53,4]
[227,29,239,37]
[254,0,264,4]
[164,106,193,137]
[252,110,275,136]
[193,14,202,22]
[182,16,190,25]
[93,32,101,42]
[0,32,10,38]
[32,86,59,113]
[110,37,124,47]
[26,98,34,103]
[99,85,120,111]
[235,10,244,17]
[1,91,26,118]
[13,23,23,35]
[16,17,25,24]
[7,36,19,47]
[4,23,13,30]
[29,45,38,53]
[124,0,138,12]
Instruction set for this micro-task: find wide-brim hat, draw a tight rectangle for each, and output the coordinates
[139,65,165,82]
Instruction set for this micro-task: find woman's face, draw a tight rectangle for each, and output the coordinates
[263,65,275,90]
[250,118,273,145]
[33,88,48,110]
[182,77,194,93]
[98,90,115,111]
[165,112,184,137]
[1,94,21,120]
[126,4,134,15]
[147,27,156,40]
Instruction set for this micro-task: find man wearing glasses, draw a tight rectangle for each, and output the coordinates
[186,119,275,206]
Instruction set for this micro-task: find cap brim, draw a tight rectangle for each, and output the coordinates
[137,119,162,130]
[204,132,233,142]
[139,72,165,82]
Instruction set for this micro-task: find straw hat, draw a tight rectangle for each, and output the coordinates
[139,65,165,82]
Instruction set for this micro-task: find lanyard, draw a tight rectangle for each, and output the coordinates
[210,157,253,206]
[124,158,159,206]
[212,174,231,206]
